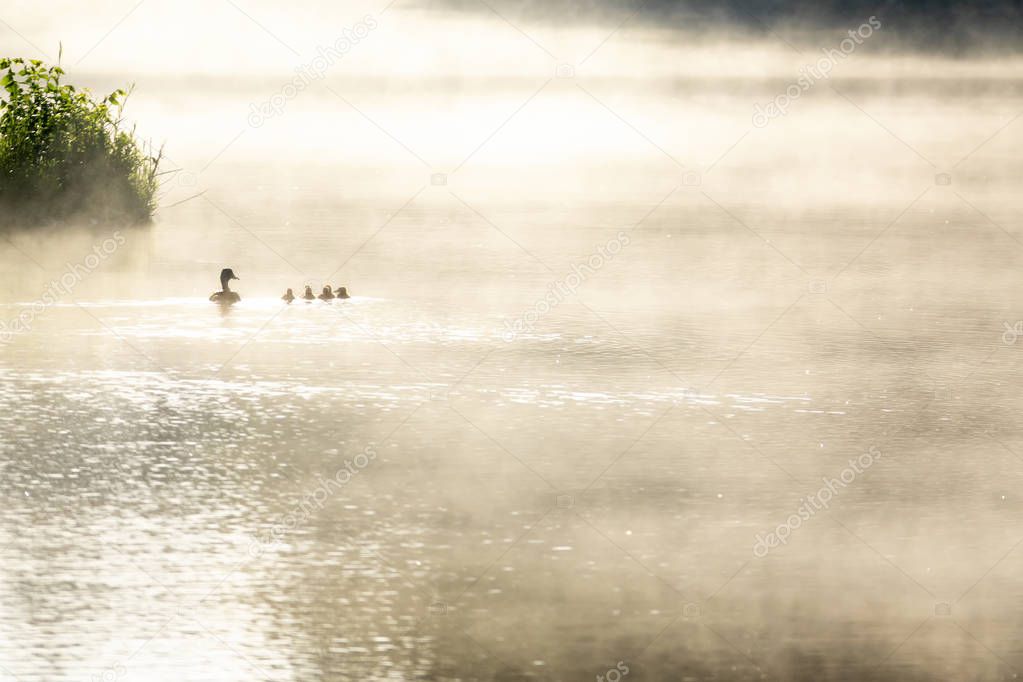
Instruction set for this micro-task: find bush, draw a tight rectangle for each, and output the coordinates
[0,56,160,226]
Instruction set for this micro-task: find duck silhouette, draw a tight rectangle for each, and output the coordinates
[335,286,350,299]
[281,288,295,303]
[209,268,240,304]
[318,285,335,301]
[302,285,316,301]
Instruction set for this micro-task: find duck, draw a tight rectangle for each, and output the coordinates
[302,285,316,301]
[209,268,240,304]
[281,288,295,303]
[335,286,350,299]
[318,285,335,301]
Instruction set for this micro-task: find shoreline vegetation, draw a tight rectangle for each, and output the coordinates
[0,54,161,229]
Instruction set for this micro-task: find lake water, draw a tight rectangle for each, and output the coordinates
[1,65,1023,680]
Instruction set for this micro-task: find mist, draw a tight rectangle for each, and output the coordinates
[1,1,1022,680]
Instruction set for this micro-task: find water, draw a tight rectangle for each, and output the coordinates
[2,59,1023,680]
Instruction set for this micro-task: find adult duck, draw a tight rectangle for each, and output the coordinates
[334,286,351,299]
[209,268,240,304]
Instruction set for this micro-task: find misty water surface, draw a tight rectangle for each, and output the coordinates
[2,5,1023,681]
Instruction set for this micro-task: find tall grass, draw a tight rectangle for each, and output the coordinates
[0,55,161,227]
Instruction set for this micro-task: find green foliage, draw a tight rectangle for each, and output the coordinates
[0,57,160,226]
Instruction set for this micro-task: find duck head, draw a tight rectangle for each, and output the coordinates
[220,268,239,291]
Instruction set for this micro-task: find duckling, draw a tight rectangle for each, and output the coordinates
[335,286,350,299]
[302,285,315,301]
[281,288,295,303]
[209,268,240,304]
[318,285,335,301]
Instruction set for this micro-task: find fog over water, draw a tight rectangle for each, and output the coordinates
[1,1,1023,680]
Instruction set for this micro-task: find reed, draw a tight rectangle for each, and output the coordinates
[0,54,161,227]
